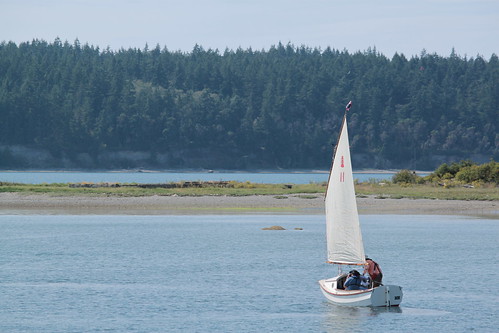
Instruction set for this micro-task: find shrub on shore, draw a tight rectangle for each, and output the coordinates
[392,160,498,187]
[392,170,420,184]
[431,160,497,185]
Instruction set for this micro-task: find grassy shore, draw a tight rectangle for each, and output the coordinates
[0,181,497,201]
[355,182,498,201]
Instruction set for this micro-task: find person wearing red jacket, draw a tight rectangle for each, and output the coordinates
[365,256,383,287]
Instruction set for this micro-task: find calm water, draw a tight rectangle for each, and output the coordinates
[1,215,497,332]
[0,171,405,184]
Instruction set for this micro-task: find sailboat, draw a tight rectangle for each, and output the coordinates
[318,101,403,307]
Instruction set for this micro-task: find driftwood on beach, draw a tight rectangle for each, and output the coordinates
[69,181,233,189]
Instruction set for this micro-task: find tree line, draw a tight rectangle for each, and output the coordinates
[0,39,497,169]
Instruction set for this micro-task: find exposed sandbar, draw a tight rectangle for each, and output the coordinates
[0,193,497,217]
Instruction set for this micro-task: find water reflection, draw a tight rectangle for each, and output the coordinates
[321,302,402,332]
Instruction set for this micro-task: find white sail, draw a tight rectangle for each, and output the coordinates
[325,115,365,265]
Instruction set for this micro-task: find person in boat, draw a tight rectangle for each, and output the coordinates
[365,256,383,287]
[344,270,368,290]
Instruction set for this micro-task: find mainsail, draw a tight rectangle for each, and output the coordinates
[325,114,365,265]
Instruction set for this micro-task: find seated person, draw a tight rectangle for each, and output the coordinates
[361,274,371,289]
[344,270,368,290]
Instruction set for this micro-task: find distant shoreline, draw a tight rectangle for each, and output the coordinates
[0,168,430,174]
[1,193,496,217]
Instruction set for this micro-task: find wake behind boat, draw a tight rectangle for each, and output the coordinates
[318,101,403,307]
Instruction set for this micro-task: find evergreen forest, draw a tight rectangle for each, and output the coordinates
[0,39,497,170]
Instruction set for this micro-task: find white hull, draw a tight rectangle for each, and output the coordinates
[319,276,403,307]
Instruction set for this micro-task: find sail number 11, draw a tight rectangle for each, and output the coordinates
[340,156,345,182]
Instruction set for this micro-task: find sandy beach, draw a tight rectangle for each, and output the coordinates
[0,193,497,217]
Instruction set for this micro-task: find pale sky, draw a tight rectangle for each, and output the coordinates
[1,0,498,58]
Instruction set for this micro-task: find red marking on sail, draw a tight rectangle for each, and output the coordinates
[340,172,345,182]
[341,156,344,168]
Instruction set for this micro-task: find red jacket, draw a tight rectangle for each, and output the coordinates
[366,259,382,280]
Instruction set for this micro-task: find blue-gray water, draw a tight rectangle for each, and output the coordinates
[1,214,497,332]
[0,171,409,184]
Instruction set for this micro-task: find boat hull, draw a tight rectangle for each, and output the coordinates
[319,278,403,307]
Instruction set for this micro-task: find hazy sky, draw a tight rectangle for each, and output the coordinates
[1,0,498,58]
